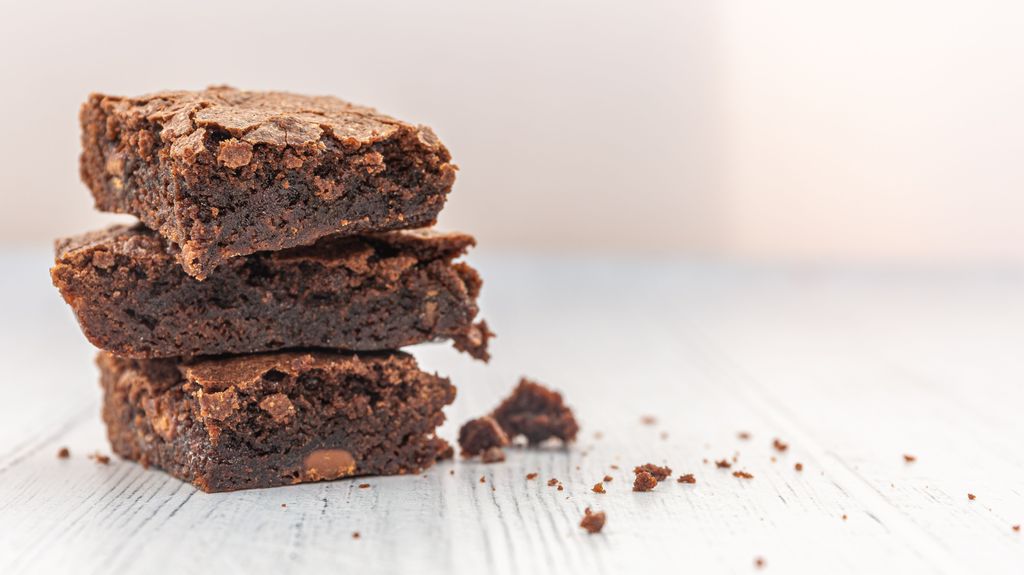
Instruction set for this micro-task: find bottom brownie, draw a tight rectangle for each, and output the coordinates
[99,350,455,492]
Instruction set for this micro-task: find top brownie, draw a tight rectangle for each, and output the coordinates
[81,86,456,279]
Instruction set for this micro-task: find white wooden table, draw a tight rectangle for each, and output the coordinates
[2,251,1022,574]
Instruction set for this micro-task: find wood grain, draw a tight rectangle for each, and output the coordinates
[1,252,1022,574]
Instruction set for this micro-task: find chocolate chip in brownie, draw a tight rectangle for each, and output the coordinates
[580,507,606,534]
[458,416,509,457]
[491,378,579,446]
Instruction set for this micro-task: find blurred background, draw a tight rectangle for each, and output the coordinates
[1,0,1022,264]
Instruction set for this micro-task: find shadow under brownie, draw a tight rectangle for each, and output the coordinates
[80,86,456,279]
[52,224,490,360]
[99,350,456,493]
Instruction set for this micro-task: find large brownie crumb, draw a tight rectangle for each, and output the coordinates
[633,471,658,492]
[634,463,672,482]
[579,508,606,534]
[52,225,489,360]
[458,416,509,457]
[80,87,456,279]
[99,350,455,492]
[491,378,578,445]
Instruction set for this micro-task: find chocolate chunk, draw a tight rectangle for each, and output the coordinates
[458,416,509,457]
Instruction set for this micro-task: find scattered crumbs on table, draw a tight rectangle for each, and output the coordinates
[352,531,360,539]
[715,459,732,469]
[526,472,539,480]
[842,514,848,521]
[795,462,804,472]
[733,470,754,479]
[738,431,752,440]
[57,447,70,459]
[772,438,789,452]
[755,556,766,569]
[968,493,976,501]
[1013,525,1020,532]
[479,476,486,484]
[640,415,657,426]
[677,473,696,484]
[358,483,371,489]
[903,454,917,463]
[592,482,605,494]
[634,463,672,482]
[610,464,619,470]
[603,475,613,482]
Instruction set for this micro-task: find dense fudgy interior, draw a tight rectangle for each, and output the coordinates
[52,225,489,360]
[99,351,456,492]
[80,88,456,278]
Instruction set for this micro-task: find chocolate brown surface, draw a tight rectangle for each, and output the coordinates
[457,416,509,457]
[99,350,455,492]
[53,225,489,360]
[491,378,579,445]
[80,87,456,279]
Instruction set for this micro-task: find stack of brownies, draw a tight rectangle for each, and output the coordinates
[51,87,490,492]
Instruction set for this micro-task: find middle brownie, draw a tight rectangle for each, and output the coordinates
[52,224,490,360]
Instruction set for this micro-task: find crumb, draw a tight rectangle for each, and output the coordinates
[968,493,976,501]
[358,483,370,489]
[580,507,606,534]
[479,476,486,483]
[594,431,603,440]
[57,447,70,459]
[755,557,765,569]
[89,452,111,465]
[903,454,916,463]
[603,475,613,482]
[715,459,732,469]
[633,470,658,492]
[702,458,709,464]
[481,446,506,464]
[732,453,739,463]
[660,431,669,440]
[436,442,455,461]
[772,438,788,452]
[640,415,657,425]
[548,478,559,487]
[557,484,564,491]
[576,465,580,470]
[738,431,751,440]
[1013,525,1020,532]
[280,503,287,508]
[770,456,777,463]
[491,378,579,445]
[352,531,360,539]
[527,472,539,480]
[732,470,754,479]
[634,463,672,482]
[610,464,619,470]
[842,514,848,520]
[677,474,696,484]
[795,462,804,471]
[592,483,605,493]
[458,416,509,457]
[449,469,455,475]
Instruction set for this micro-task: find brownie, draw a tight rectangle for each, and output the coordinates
[80,87,456,279]
[458,416,509,457]
[52,224,490,360]
[98,350,456,492]
[491,378,579,445]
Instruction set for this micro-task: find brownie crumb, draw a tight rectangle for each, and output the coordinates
[773,438,788,452]
[732,470,754,479]
[738,431,752,440]
[633,470,658,492]
[547,478,559,487]
[57,447,70,459]
[594,431,603,440]
[557,484,564,491]
[479,476,486,484]
[452,320,494,362]
[660,431,669,440]
[592,483,605,494]
[358,483,371,489]
[491,378,579,445]
[677,474,696,484]
[449,469,455,476]
[458,416,509,458]
[640,415,658,426]
[610,464,619,470]
[715,459,732,469]
[603,475,613,482]
[842,514,848,521]
[1013,525,1020,532]
[755,557,766,569]
[580,507,606,534]
[903,454,916,463]
[968,493,976,501]
[634,463,672,482]
[527,472,539,480]
[352,531,361,539]
[794,462,804,472]
[281,503,287,508]
[89,452,111,465]
[770,456,777,463]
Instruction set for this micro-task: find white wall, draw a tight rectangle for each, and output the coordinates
[1,0,1022,263]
